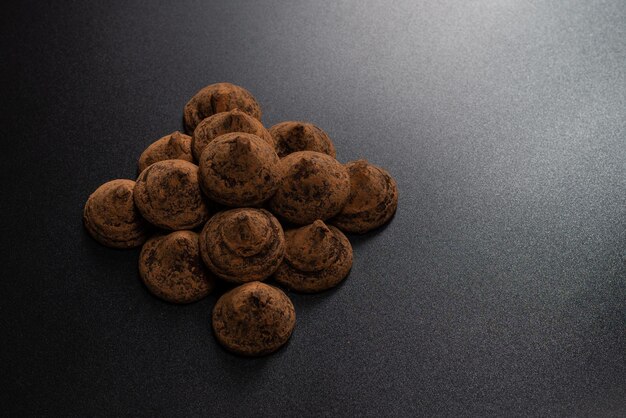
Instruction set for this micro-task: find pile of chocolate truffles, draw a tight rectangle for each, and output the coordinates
[84,82,398,356]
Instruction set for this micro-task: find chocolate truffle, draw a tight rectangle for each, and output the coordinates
[269,121,336,158]
[139,231,216,303]
[212,281,296,356]
[183,82,262,134]
[199,208,284,283]
[134,160,209,230]
[83,179,150,248]
[138,131,193,173]
[269,151,351,225]
[192,109,274,161]
[274,220,352,293]
[198,133,280,207]
[331,160,398,233]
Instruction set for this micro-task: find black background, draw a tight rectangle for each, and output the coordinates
[2,1,625,416]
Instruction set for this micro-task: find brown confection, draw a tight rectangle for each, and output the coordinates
[134,160,209,230]
[269,121,336,158]
[212,281,296,356]
[199,208,284,283]
[274,220,352,293]
[139,231,215,303]
[192,109,274,161]
[269,151,351,225]
[198,133,280,207]
[183,82,262,134]
[83,179,150,248]
[331,160,398,233]
[138,131,193,173]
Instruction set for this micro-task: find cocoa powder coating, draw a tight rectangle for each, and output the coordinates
[212,281,296,356]
[269,121,336,158]
[192,109,274,161]
[332,160,398,233]
[138,131,194,173]
[139,231,216,303]
[199,208,285,283]
[183,82,262,134]
[198,133,280,207]
[134,160,209,230]
[269,151,351,225]
[83,179,151,248]
[83,81,401,357]
[274,220,353,293]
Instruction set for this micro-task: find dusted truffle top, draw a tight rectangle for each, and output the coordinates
[332,160,398,233]
[286,220,336,272]
[274,220,353,293]
[83,179,151,248]
[183,82,262,134]
[199,208,285,283]
[138,131,193,173]
[269,151,351,225]
[198,133,281,207]
[192,109,274,161]
[269,121,336,158]
[212,281,296,356]
[139,230,216,304]
[133,160,209,230]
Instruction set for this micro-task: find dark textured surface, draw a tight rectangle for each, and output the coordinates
[1,0,625,416]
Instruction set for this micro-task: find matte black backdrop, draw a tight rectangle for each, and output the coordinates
[2,1,625,416]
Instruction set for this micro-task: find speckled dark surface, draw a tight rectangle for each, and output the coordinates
[2,1,625,416]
